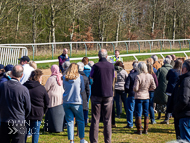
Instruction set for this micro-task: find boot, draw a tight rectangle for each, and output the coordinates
[142,116,149,134]
[134,117,142,135]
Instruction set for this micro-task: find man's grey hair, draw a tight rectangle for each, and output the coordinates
[98,49,107,58]
[88,61,94,67]
[77,62,84,71]
[151,55,158,62]
[62,61,71,69]
[164,58,171,64]
[138,62,148,74]
[183,59,190,72]
[12,65,23,78]
[133,63,138,70]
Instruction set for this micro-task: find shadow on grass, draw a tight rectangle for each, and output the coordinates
[148,128,175,134]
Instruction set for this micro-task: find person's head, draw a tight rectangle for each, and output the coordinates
[138,62,148,74]
[151,55,158,63]
[29,61,37,69]
[166,55,172,60]
[164,58,171,65]
[4,65,14,72]
[173,59,183,70]
[11,65,23,80]
[182,59,190,74]
[29,69,43,83]
[63,48,68,55]
[115,50,120,57]
[65,63,79,81]
[115,61,124,69]
[171,54,176,60]
[133,63,138,71]
[82,57,89,65]
[77,62,84,71]
[51,65,60,75]
[62,61,71,70]
[0,64,4,74]
[88,61,94,67]
[146,58,154,65]
[98,49,107,59]
[147,63,154,75]
[18,56,30,65]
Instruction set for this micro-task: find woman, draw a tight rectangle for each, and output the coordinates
[0,64,4,80]
[114,61,128,118]
[24,69,49,143]
[62,63,87,143]
[133,62,156,135]
[147,64,158,124]
[44,65,65,133]
[161,58,182,124]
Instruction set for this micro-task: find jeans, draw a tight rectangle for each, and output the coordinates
[90,96,113,143]
[87,85,91,120]
[135,99,149,117]
[179,117,190,141]
[63,103,85,140]
[126,96,135,127]
[25,120,41,143]
[114,90,127,117]
[83,110,88,124]
[149,91,155,123]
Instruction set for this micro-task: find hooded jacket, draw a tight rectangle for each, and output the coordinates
[24,80,49,121]
[114,66,128,91]
[79,71,90,110]
[83,64,93,85]
[62,75,85,104]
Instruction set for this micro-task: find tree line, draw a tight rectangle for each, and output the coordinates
[0,0,190,45]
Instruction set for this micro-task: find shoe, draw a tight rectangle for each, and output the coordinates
[124,125,133,128]
[70,141,74,143]
[112,125,117,128]
[151,121,157,124]
[80,139,88,143]
[161,120,169,124]
[27,134,32,138]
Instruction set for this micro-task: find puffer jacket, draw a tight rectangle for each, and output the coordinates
[153,61,162,70]
[154,64,173,104]
[133,73,156,99]
[114,66,128,91]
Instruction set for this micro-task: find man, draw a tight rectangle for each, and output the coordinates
[0,65,31,143]
[151,55,161,70]
[58,48,70,73]
[19,56,34,84]
[110,50,123,63]
[172,59,190,141]
[124,62,138,128]
[90,49,114,143]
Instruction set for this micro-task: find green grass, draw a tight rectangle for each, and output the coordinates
[26,104,176,143]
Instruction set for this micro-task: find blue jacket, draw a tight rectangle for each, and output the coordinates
[165,69,180,93]
[153,67,157,74]
[83,65,93,85]
[0,73,11,84]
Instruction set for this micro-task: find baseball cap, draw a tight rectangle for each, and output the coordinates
[18,56,30,62]
[0,64,4,70]
[4,64,14,72]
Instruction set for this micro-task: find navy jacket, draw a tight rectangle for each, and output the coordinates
[165,69,180,93]
[0,73,11,84]
[0,79,31,123]
[125,70,138,97]
[91,58,114,97]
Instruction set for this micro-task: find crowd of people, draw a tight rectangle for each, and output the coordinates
[0,48,190,143]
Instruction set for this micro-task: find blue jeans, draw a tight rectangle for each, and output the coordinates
[126,96,135,127]
[25,120,41,143]
[63,104,85,140]
[179,117,190,141]
[87,85,91,120]
[135,99,149,117]
[114,90,127,117]
[83,110,88,124]
[149,92,155,122]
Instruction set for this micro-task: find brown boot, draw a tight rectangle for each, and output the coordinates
[142,116,149,134]
[134,117,142,135]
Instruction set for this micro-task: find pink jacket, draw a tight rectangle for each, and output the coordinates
[133,73,156,99]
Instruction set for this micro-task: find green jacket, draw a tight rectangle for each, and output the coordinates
[154,64,173,104]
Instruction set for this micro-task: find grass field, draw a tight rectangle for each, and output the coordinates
[26,106,176,143]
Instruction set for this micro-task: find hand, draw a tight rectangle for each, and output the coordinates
[65,54,68,59]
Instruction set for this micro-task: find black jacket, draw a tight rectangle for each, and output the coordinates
[0,79,31,123]
[79,71,90,110]
[24,80,49,121]
[169,71,190,119]
[125,70,138,96]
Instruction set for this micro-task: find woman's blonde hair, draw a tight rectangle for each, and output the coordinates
[147,63,154,75]
[29,61,37,69]
[146,58,154,65]
[65,63,79,81]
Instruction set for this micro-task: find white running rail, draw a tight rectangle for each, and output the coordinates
[0,46,28,66]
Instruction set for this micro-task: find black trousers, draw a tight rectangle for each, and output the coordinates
[0,122,26,143]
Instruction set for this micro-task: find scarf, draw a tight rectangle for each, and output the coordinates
[51,65,62,86]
